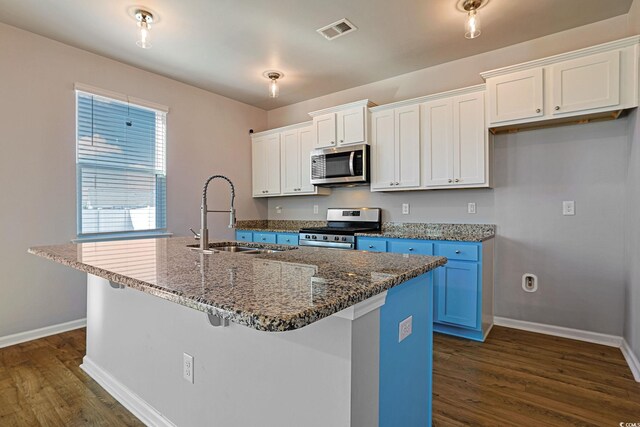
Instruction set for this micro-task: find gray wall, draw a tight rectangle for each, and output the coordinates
[625,108,640,356]
[0,23,267,339]
[269,120,630,335]
[266,16,639,336]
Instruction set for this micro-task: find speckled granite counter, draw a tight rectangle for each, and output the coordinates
[29,237,445,332]
[235,219,324,233]
[356,223,496,242]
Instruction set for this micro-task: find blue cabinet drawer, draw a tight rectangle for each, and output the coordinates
[236,231,253,242]
[276,233,299,246]
[357,238,388,252]
[388,240,434,256]
[437,243,479,262]
[253,232,277,244]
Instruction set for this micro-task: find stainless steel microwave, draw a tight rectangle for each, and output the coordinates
[310,144,369,186]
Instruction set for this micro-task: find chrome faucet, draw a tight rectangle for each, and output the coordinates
[194,175,236,251]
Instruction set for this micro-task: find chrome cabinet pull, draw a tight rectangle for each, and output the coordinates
[536,108,541,113]
[555,106,560,111]
[369,245,374,248]
[409,248,414,251]
[455,250,461,254]
[455,179,460,183]
[448,179,453,183]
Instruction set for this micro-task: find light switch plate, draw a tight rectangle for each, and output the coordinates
[562,201,575,216]
[399,316,412,342]
[468,203,476,214]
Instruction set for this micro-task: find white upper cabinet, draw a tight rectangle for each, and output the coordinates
[551,50,620,115]
[421,88,488,189]
[487,68,543,124]
[309,100,374,149]
[252,133,281,197]
[482,36,638,129]
[370,105,420,191]
[312,113,337,149]
[252,124,329,198]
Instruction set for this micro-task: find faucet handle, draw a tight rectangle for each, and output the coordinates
[189,228,201,240]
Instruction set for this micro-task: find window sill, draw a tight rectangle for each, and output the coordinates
[73,231,173,243]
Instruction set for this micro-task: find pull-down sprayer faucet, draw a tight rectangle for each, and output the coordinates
[193,175,236,251]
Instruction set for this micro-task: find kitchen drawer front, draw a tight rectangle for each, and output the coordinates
[388,240,434,256]
[253,232,277,244]
[436,243,479,262]
[276,233,299,246]
[236,231,253,242]
[356,238,388,252]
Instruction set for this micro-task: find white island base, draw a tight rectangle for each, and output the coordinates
[82,273,433,427]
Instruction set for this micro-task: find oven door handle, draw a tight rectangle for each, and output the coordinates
[349,151,355,176]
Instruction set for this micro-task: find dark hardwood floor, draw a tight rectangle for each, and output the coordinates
[0,326,638,426]
[433,326,640,426]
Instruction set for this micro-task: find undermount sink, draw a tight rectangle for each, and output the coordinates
[187,244,284,255]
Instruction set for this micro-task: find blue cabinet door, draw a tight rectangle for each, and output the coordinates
[435,261,479,329]
[236,231,253,242]
[253,232,277,244]
[356,238,388,252]
[388,240,434,255]
[276,233,299,246]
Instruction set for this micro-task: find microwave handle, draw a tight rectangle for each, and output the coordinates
[349,151,355,176]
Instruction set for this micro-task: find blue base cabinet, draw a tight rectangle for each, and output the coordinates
[357,236,494,342]
[235,230,299,246]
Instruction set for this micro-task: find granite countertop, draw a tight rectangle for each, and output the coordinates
[237,220,496,242]
[356,223,496,242]
[29,237,446,332]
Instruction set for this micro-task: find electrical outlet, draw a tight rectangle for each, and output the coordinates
[562,201,575,216]
[313,205,319,214]
[275,206,282,214]
[402,203,410,215]
[522,274,538,293]
[399,316,413,342]
[468,203,476,214]
[183,353,194,384]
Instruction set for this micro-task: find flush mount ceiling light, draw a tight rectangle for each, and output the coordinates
[262,71,283,98]
[134,9,154,48]
[463,0,483,39]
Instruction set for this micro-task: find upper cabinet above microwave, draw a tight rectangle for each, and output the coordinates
[481,36,639,133]
[308,100,376,149]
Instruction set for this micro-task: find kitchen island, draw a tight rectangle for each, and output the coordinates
[29,237,446,427]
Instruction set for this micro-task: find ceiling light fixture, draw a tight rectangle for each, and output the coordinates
[462,0,483,39]
[134,9,154,49]
[263,71,283,98]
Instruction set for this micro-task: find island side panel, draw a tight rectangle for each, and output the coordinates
[379,272,433,427]
[83,274,372,427]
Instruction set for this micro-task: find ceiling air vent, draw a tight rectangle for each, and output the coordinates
[317,19,357,41]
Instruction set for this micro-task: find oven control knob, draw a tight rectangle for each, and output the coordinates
[342,237,347,241]
[305,235,310,239]
[323,236,328,240]
[312,235,317,240]
[334,236,340,241]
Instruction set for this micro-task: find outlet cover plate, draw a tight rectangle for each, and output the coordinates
[402,203,410,215]
[468,203,476,214]
[399,316,412,342]
[183,353,194,384]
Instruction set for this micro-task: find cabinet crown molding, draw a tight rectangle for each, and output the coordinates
[308,99,376,117]
[251,121,312,138]
[369,84,486,112]
[480,35,640,80]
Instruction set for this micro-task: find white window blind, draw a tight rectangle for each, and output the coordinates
[76,89,167,237]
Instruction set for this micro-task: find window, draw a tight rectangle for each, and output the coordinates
[76,85,167,238]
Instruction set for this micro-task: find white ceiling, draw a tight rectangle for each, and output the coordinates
[0,0,634,110]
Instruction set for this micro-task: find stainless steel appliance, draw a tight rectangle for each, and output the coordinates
[310,144,369,186]
[299,208,381,250]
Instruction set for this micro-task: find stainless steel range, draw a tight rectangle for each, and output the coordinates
[298,208,381,250]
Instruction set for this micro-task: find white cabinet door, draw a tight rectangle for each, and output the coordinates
[252,136,267,196]
[298,126,315,193]
[263,134,281,195]
[487,68,543,124]
[454,92,486,186]
[551,50,620,115]
[336,107,365,146]
[280,129,300,195]
[394,105,421,189]
[421,99,454,187]
[370,110,395,190]
[313,113,337,149]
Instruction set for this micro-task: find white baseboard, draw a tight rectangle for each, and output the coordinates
[620,339,640,382]
[493,316,623,347]
[0,318,86,349]
[81,357,176,427]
